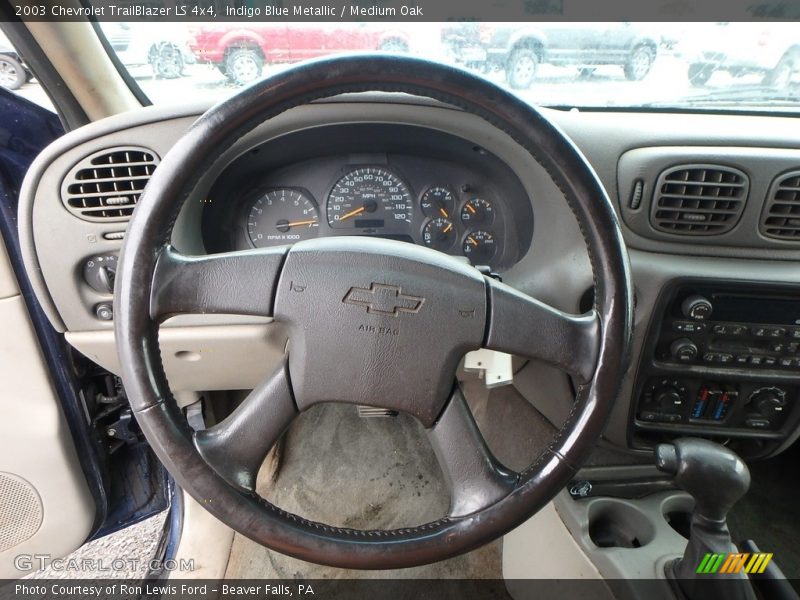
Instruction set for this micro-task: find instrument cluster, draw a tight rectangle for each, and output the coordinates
[243,166,505,266]
[202,125,533,271]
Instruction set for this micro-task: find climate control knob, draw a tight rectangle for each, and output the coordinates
[670,338,699,362]
[748,387,787,420]
[655,386,684,410]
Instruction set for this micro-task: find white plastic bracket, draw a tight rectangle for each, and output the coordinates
[463,348,514,389]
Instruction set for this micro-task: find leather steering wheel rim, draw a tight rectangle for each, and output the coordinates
[115,54,633,569]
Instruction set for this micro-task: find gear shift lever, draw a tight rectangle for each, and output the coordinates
[655,438,755,600]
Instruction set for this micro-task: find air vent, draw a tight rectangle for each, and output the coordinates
[761,171,800,241]
[61,147,159,222]
[650,165,749,235]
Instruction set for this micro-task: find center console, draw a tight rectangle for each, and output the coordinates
[631,280,800,458]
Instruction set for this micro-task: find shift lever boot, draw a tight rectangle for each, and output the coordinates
[655,438,756,600]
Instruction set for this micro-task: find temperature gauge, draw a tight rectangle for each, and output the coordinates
[463,230,496,265]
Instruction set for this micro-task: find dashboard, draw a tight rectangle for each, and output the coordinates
[201,124,533,272]
[18,95,800,463]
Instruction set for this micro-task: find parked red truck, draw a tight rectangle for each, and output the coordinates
[188,23,410,85]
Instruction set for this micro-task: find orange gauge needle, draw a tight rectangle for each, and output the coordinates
[338,206,366,221]
[285,219,318,228]
[467,236,478,246]
[466,204,477,214]
[439,207,449,218]
[443,222,453,233]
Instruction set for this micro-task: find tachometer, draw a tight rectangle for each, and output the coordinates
[246,189,319,247]
[327,167,412,230]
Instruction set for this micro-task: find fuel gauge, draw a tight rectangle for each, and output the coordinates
[423,218,456,251]
[463,230,496,265]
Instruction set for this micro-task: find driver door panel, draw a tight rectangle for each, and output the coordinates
[0,236,95,577]
[0,88,96,576]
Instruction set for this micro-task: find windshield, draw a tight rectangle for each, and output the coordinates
[11,22,800,112]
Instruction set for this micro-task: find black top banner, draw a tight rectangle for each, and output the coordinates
[7,0,800,22]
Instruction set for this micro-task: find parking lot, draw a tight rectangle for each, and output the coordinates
[14,50,781,114]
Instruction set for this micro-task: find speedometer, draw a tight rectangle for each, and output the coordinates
[327,167,413,230]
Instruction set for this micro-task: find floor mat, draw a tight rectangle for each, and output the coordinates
[225,402,503,580]
[224,381,554,581]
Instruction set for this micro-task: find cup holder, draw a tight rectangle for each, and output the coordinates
[662,494,695,540]
[664,510,692,539]
[588,500,656,549]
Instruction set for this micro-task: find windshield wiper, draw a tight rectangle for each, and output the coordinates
[639,85,800,109]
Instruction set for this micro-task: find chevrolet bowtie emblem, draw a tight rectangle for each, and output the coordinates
[342,283,425,317]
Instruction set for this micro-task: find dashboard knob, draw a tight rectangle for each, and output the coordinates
[748,387,787,420]
[681,294,713,320]
[670,338,698,362]
[83,254,118,294]
[655,386,684,410]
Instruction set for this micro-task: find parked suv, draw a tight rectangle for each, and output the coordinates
[100,23,196,79]
[679,23,799,87]
[188,23,410,86]
[442,22,659,89]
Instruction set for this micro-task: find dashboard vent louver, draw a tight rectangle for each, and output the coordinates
[61,147,160,222]
[650,165,748,235]
[761,171,800,241]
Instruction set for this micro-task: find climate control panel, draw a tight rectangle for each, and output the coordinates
[637,378,792,431]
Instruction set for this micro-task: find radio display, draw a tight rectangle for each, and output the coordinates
[711,294,800,326]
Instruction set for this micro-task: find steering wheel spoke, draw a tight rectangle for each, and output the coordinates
[427,385,518,517]
[194,359,297,492]
[484,278,601,384]
[150,245,287,322]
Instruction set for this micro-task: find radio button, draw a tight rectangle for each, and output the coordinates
[764,356,777,367]
[672,320,706,333]
[767,327,787,338]
[730,325,748,336]
[671,338,699,362]
[682,295,713,320]
[779,357,794,368]
[791,329,800,339]
[749,356,763,366]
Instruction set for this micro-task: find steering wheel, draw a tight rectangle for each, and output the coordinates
[114,55,632,569]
